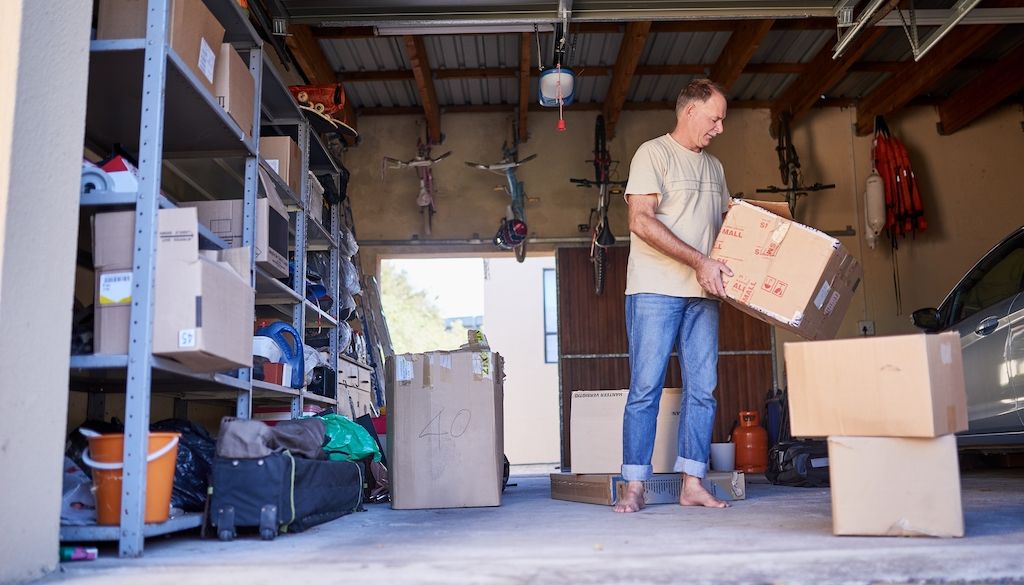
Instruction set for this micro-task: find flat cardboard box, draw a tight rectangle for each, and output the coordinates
[570,389,681,474]
[180,188,289,278]
[386,351,504,509]
[214,43,254,138]
[828,435,963,537]
[711,200,862,340]
[260,136,302,197]
[92,209,254,372]
[308,172,325,227]
[785,333,967,437]
[549,472,745,506]
[97,0,225,96]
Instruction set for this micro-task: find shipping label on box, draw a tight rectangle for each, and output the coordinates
[785,332,967,437]
[828,435,964,537]
[711,200,862,340]
[570,389,681,474]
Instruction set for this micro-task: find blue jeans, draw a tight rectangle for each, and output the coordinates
[622,294,720,481]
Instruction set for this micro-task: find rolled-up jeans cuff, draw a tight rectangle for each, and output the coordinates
[621,464,652,482]
[674,457,707,478]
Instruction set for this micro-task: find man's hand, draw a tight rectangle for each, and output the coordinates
[697,256,733,298]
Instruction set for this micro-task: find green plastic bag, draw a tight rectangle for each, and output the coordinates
[319,414,381,462]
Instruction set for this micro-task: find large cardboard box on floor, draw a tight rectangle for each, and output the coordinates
[785,332,967,437]
[92,208,254,372]
[711,200,862,340]
[828,435,963,537]
[550,472,745,506]
[213,43,254,138]
[97,0,225,96]
[386,350,504,509]
[260,136,303,196]
[570,389,681,474]
[180,170,289,278]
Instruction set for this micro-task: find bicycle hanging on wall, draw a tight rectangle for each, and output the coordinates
[381,137,451,237]
[756,112,835,220]
[569,115,626,295]
[465,123,536,263]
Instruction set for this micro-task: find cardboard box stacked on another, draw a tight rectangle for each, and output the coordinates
[551,388,747,506]
[784,332,968,537]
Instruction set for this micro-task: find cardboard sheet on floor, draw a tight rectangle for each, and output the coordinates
[549,472,745,506]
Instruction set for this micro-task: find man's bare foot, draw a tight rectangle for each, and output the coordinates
[613,481,646,513]
[679,474,729,508]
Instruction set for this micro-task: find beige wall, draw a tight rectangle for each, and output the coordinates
[0,1,90,582]
[349,102,1023,387]
[484,256,560,464]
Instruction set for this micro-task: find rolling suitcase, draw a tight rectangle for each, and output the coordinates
[210,451,363,540]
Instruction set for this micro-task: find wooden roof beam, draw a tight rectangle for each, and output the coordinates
[937,41,1024,135]
[287,24,357,139]
[403,36,442,144]
[770,26,886,135]
[708,19,775,91]
[855,24,1004,135]
[603,21,651,138]
[518,32,531,143]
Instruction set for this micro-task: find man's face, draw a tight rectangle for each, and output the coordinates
[685,92,727,149]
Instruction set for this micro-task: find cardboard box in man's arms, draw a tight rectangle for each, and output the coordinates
[711,200,862,340]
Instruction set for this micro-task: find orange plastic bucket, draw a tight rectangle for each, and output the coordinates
[83,432,180,525]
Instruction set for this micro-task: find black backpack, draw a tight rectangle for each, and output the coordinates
[766,440,830,487]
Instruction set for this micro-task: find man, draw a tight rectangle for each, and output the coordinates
[614,78,733,514]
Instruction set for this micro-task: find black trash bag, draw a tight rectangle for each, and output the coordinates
[66,419,125,479]
[151,419,216,511]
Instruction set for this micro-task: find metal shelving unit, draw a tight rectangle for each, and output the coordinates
[65,0,343,556]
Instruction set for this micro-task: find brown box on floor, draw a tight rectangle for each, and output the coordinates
[827,435,963,537]
[549,472,745,506]
[785,332,967,437]
[710,200,862,340]
[92,208,254,372]
[96,0,225,96]
[260,136,302,196]
[570,389,681,474]
[213,43,254,138]
[386,350,504,509]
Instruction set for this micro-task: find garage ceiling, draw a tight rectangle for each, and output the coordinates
[265,0,1024,140]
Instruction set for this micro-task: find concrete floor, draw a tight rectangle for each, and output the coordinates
[43,466,1024,585]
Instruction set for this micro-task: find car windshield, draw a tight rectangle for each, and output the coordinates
[943,230,1024,325]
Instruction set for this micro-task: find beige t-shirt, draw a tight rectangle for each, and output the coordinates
[624,133,730,298]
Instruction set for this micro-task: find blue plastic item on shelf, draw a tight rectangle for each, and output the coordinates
[256,322,304,389]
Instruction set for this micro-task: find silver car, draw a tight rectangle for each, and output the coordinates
[912,226,1024,447]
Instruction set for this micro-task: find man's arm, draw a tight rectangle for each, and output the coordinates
[627,193,733,298]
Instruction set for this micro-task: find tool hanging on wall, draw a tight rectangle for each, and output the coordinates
[535,4,576,132]
[872,115,928,315]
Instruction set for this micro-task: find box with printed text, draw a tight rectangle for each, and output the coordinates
[711,200,862,340]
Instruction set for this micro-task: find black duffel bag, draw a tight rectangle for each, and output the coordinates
[766,440,830,487]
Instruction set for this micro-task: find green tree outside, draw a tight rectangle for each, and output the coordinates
[380,263,471,354]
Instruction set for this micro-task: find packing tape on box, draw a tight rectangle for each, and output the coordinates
[472,352,491,380]
[422,355,432,388]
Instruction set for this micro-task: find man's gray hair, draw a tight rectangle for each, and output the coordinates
[675,78,725,115]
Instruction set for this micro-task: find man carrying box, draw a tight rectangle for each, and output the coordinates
[616,78,733,513]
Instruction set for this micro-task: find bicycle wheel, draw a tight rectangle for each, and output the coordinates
[421,205,433,236]
[594,115,607,184]
[592,244,607,295]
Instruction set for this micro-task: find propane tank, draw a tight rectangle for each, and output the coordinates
[864,170,886,249]
[733,410,768,473]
